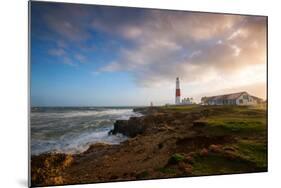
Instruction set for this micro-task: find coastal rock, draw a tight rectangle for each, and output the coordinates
[133,107,157,115]
[112,117,146,137]
[199,148,209,156]
[209,144,223,153]
[31,105,267,186]
[193,120,208,127]
[83,142,111,154]
[31,153,73,186]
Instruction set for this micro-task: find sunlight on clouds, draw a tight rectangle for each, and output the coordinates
[230,45,241,57]
[97,13,266,96]
[235,64,266,85]
[122,26,143,39]
[96,11,266,104]
[32,2,267,105]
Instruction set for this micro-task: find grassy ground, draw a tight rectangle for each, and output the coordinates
[163,105,267,176]
[31,104,267,186]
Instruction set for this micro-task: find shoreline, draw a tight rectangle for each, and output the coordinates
[31,107,141,156]
[30,107,147,157]
[31,105,267,186]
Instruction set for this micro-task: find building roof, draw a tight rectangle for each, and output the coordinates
[250,95,264,102]
[202,91,246,101]
[201,91,263,102]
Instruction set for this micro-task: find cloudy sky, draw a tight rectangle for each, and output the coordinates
[31,2,267,106]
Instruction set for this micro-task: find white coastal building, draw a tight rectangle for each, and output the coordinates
[182,97,194,105]
[201,91,263,106]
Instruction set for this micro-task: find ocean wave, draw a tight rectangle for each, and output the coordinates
[31,108,137,119]
[30,107,141,155]
[31,129,127,155]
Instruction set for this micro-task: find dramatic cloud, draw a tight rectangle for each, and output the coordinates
[97,12,266,87]
[42,4,92,42]
[32,3,96,67]
[32,2,267,103]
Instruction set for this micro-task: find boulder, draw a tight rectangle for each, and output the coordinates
[111,117,146,137]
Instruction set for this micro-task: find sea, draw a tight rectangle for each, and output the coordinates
[30,107,142,155]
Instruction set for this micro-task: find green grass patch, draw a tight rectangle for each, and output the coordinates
[233,140,267,169]
[169,153,185,164]
[208,117,265,132]
[178,105,267,175]
[162,105,200,111]
[192,153,259,176]
[158,167,177,174]
[163,105,266,117]
[197,115,266,137]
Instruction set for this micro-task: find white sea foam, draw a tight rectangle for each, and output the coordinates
[31,108,136,119]
[31,107,142,155]
[31,129,127,155]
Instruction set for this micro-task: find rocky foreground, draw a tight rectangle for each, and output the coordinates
[31,105,267,186]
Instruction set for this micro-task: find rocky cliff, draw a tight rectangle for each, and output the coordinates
[31,105,267,186]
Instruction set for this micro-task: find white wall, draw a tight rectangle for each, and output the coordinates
[236,93,258,106]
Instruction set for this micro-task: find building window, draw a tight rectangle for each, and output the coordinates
[243,95,248,100]
[239,99,243,104]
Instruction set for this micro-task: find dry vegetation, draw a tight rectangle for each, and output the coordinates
[31,105,267,186]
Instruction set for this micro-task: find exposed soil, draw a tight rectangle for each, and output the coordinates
[31,105,267,187]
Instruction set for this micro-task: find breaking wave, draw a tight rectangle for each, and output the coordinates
[30,107,141,155]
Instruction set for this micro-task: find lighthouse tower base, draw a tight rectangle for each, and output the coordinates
[175,96,181,105]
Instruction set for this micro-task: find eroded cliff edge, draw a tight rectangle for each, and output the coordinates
[31,105,267,186]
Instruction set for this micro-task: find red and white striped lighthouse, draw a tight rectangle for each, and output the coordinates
[175,77,181,105]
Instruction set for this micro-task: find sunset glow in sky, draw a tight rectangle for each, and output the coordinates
[31,2,267,106]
